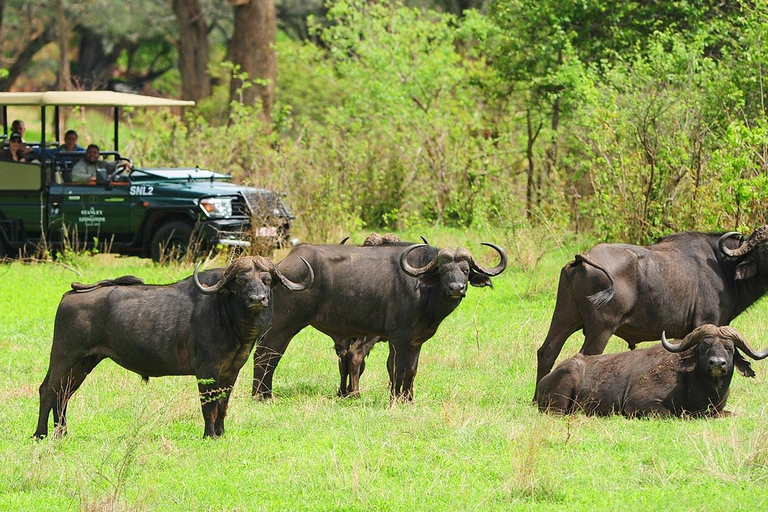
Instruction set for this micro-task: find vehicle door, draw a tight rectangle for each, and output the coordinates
[48,179,141,247]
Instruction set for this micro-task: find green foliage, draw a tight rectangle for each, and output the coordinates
[27,0,768,244]
[709,120,768,228]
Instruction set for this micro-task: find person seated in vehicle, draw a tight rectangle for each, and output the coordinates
[52,130,85,161]
[10,119,37,157]
[70,143,132,184]
[0,133,33,162]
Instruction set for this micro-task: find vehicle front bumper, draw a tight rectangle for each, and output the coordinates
[199,217,288,248]
[200,218,252,247]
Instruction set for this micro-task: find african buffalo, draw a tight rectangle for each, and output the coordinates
[537,324,768,417]
[252,241,507,400]
[33,256,313,439]
[535,226,768,399]
[333,233,406,397]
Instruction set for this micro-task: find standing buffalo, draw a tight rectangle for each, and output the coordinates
[33,256,313,439]
[252,241,507,400]
[537,324,768,417]
[334,233,406,397]
[535,226,768,399]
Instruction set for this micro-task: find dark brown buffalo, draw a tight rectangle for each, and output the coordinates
[535,226,768,399]
[33,256,313,439]
[333,233,406,397]
[537,324,768,417]
[252,241,507,401]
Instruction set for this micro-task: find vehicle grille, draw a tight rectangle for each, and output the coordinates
[241,191,289,221]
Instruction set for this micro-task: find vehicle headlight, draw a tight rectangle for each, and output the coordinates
[199,197,234,218]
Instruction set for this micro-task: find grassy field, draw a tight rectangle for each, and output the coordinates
[3,235,768,510]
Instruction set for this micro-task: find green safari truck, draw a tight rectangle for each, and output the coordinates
[0,91,292,261]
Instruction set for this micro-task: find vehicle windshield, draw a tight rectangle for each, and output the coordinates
[130,168,231,180]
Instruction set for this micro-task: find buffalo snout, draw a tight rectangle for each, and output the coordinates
[708,356,728,377]
[448,282,466,298]
[247,293,268,309]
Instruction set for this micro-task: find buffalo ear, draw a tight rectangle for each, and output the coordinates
[679,351,697,373]
[418,274,440,287]
[735,258,757,280]
[469,271,492,288]
[734,349,756,378]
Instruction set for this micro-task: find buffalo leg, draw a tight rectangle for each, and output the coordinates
[347,346,366,398]
[334,336,352,397]
[387,341,421,401]
[196,370,222,438]
[34,355,101,439]
[580,328,614,356]
[346,336,378,397]
[535,270,583,399]
[252,325,304,399]
[213,373,237,437]
[400,345,422,401]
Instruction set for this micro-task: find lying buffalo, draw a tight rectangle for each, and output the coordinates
[252,241,507,400]
[535,226,768,399]
[537,324,768,417]
[33,256,313,439]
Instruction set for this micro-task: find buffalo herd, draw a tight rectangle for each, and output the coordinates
[32,226,768,438]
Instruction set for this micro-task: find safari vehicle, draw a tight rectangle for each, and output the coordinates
[0,91,292,261]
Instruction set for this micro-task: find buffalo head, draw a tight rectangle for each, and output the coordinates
[662,324,768,380]
[193,256,313,309]
[719,225,768,280]
[400,243,507,298]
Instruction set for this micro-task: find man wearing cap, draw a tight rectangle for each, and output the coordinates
[71,143,132,184]
[0,133,32,161]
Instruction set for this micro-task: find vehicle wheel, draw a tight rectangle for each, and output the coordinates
[150,221,194,263]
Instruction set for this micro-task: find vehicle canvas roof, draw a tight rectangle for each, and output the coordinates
[0,91,195,107]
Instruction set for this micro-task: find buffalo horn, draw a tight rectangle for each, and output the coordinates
[269,256,314,291]
[469,243,508,277]
[193,258,252,295]
[721,326,768,360]
[719,225,768,258]
[339,237,350,245]
[400,244,439,277]
[661,325,716,353]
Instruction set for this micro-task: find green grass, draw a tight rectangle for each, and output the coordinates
[3,239,768,510]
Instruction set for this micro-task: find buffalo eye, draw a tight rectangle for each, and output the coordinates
[260,272,272,286]
[236,274,249,284]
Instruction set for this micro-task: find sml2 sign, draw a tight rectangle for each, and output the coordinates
[130,185,154,196]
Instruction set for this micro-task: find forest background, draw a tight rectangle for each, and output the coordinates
[3,0,768,245]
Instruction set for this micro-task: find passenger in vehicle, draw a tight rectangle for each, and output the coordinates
[10,119,35,155]
[11,119,25,138]
[70,143,132,183]
[0,133,33,162]
[53,130,84,160]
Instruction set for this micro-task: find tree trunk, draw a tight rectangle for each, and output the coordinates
[526,108,542,220]
[229,0,277,121]
[172,0,211,101]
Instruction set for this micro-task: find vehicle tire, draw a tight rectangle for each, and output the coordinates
[150,221,194,263]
